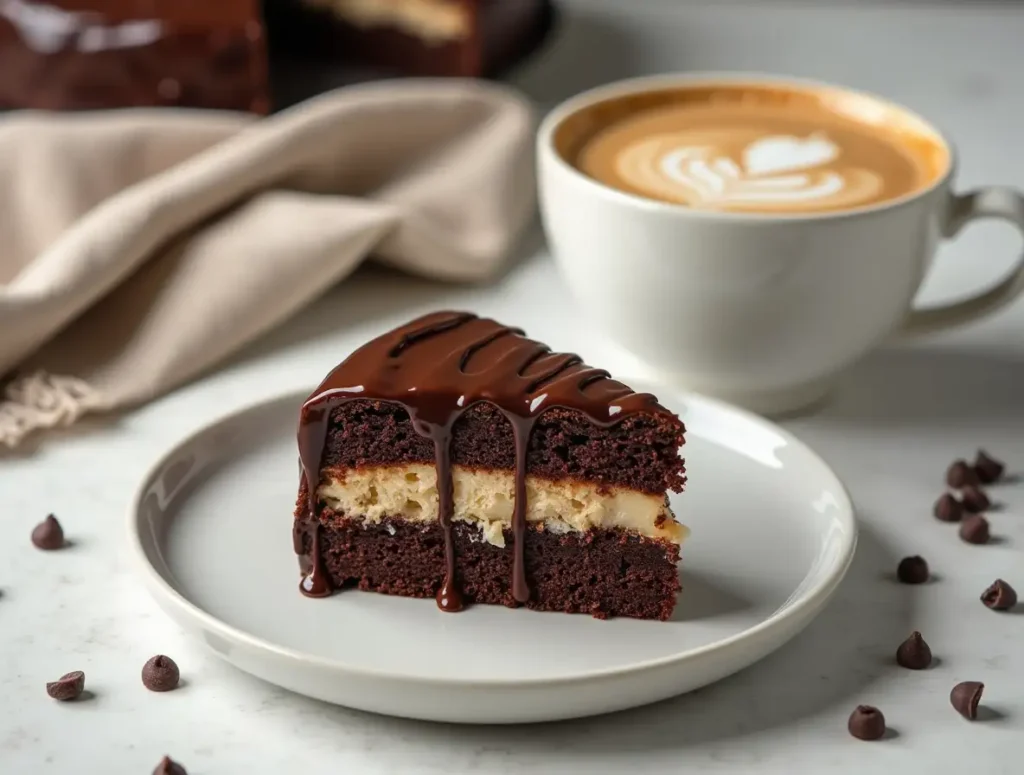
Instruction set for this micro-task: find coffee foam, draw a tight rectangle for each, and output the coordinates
[614,130,885,210]
[556,82,949,215]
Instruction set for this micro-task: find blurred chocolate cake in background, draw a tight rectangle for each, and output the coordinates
[0,1,270,112]
[264,0,554,78]
[0,0,555,113]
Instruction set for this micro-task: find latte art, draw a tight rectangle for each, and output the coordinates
[562,84,947,215]
[618,131,884,210]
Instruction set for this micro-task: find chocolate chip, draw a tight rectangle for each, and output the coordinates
[896,556,929,584]
[973,450,1005,484]
[896,631,932,669]
[959,514,990,545]
[45,670,85,701]
[950,681,984,720]
[847,704,886,740]
[153,756,187,775]
[142,655,180,692]
[933,493,963,523]
[981,579,1018,610]
[946,460,979,489]
[960,485,991,513]
[31,514,64,550]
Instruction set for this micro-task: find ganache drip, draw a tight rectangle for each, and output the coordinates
[296,311,666,610]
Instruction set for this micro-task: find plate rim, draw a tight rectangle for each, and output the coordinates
[127,384,857,689]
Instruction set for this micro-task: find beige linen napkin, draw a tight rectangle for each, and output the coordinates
[0,80,535,448]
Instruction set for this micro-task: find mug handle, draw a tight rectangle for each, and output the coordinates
[901,187,1024,337]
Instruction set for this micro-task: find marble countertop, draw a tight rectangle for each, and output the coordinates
[3,1,1024,772]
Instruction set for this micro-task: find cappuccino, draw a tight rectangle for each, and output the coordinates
[557,83,948,214]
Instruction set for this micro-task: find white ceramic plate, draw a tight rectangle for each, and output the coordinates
[128,382,856,724]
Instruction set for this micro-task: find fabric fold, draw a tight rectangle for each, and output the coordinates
[0,80,536,448]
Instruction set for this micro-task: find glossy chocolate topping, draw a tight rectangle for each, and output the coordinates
[297,311,672,611]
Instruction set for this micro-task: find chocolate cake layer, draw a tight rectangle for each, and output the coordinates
[296,513,682,621]
[320,400,685,495]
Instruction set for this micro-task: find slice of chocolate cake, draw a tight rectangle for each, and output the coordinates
[294,312,688,620]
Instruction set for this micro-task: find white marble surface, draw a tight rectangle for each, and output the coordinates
[4,1,1024,772]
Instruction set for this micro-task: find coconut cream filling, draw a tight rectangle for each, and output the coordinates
[302,0,470,43]
[318,464,687,548]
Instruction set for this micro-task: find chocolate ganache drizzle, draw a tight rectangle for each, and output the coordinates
[296,311,669,611]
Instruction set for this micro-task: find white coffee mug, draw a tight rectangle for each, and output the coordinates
[537,73,1024,415]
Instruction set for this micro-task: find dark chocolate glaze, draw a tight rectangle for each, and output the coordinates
[296,311,670,610]
[298,523,332,598]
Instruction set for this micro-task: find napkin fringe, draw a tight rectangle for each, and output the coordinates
[0,371,102,448]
